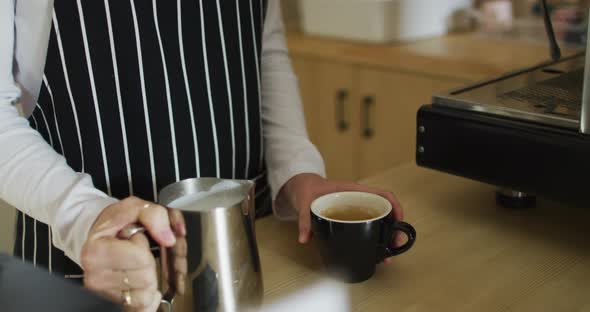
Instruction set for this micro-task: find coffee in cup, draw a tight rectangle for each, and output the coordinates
[320,205,382,221]
[311,192,416,283]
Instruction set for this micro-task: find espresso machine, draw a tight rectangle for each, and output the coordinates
[416,2,590,208]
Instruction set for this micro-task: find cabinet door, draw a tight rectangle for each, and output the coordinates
[290,56,321,145]
[314,61,360,181]
[357,69,465,178]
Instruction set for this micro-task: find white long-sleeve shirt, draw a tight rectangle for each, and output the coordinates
[0,0,325,264]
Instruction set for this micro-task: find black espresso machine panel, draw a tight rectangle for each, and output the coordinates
[416,52,590,208]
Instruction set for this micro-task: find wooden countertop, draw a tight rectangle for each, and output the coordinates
[256,163,590,311]
[287,32,582,82]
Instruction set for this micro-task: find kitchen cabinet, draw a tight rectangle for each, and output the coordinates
[311,61,360,181]
[291,56,465,180]
[291,57,321,146]
[293,58,360,180]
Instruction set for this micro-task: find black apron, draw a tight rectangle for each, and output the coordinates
[15,0,270,277]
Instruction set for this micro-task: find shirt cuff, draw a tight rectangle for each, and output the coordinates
[267,143,326,220]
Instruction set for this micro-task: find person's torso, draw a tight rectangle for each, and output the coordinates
[15,0,270,276]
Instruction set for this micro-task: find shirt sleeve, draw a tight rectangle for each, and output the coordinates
[261,0,326,220]
[0,1,117,265]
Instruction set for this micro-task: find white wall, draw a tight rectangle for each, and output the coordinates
[0,200,16,254]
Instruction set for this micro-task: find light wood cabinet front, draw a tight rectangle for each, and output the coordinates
[313,61,360,181]
[290,57,320,146]
[357,69,465,178]
[290,55,467,181]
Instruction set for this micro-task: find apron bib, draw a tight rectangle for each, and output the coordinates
[15,0,270,277]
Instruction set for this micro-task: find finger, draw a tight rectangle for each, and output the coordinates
[81,238,155,270]
[162,270,186,296]
[138,203,176,247]
[168,209,186,237]
[175,272,186,296]
[167,249,187,296]
[170,236,188,258]
[162,264,187,296]
[380,191,403,221]
[394,232,407,247]
[84,271,152,295]
[375,191,404,249]
[167,237,188,276]
[164,236,187,277]
[101,288,160,310]
[89,197,148,240]
[297,195,313,244]
[84,266,157,291]
[173,255,188,275]
[363,190,404,249]
[86,283,158,308]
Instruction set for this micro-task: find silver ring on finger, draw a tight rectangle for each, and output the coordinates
[121,289,132,306]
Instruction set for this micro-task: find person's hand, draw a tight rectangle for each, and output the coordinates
[279,173,404,263]
[81,196,184,311]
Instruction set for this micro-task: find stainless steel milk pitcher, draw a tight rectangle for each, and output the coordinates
[120,178,263,312]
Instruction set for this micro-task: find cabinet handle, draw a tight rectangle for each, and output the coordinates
[335,89,349,131]
[362,96,375,138]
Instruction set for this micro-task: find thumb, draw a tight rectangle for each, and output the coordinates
[297,198,313,244]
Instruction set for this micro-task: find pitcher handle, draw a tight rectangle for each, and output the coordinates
[117,224,175,310]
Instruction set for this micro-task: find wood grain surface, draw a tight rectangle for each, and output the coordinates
[257,163,590,312]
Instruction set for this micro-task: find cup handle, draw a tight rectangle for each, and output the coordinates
[380,220,417,260]
[118,224,175,310]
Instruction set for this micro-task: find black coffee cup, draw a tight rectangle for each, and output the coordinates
[311,192,416,283]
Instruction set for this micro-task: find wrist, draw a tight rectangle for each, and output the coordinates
[272,172,326,220]
[283,173,323,197]
[60,196,117,266]
[278,173,323,211]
